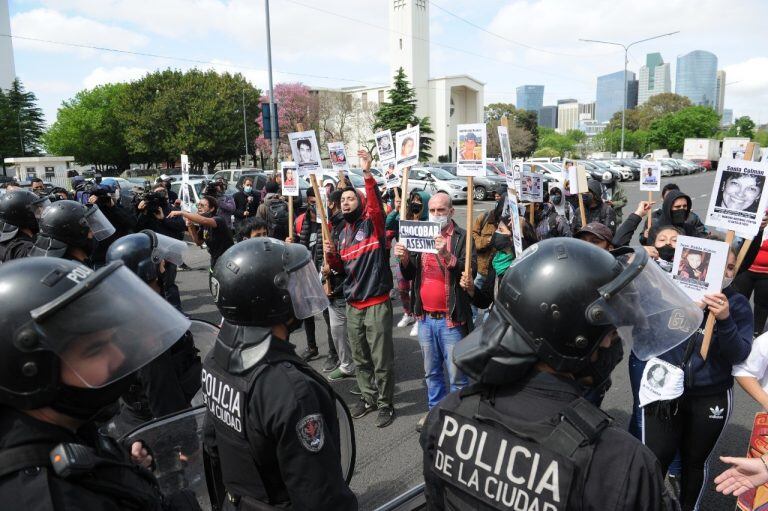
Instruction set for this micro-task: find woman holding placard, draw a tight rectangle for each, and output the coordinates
[641,243,752,510]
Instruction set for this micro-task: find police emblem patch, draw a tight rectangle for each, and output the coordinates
[296,414,325,452]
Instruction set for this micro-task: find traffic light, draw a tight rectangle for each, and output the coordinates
[261,102,279,140]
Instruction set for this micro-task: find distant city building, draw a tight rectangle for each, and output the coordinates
[516,85,544,112]
[595,70,638,123]
[578,120,608,137]
[638,53,671,105]
[556,100,578,134]
[538,105,557,129]
[0,0,16,90]
[721,108,733,127]
[579,101,596,121]
[675,50,718,108]
[715,69,726,114]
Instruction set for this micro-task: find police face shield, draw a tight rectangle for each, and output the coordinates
[32,197,51,219]
[84,205,116,241]
[585,248,703,361]
[154,232,187,267]
[279,242,329,320]
[0,221,18,242]
[29,262,191,388]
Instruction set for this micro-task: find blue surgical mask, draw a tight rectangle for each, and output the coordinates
[244,186,253,193]
[551,194,562,205]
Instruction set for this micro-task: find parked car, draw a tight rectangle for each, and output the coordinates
[433,163,505,200]
[658,158,687,176]
[349,167,386,191]
[660,163,674,177]
[211,168,263,184]
[406,167,468,202]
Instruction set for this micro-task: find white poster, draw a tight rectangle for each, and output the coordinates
[281,162,298,197]
[399,220,440,254]
[383,160,401,189]
[457,123,487,177]
[180,154,192,212]
[671,235,729,303]
[395,125,420,171]
[508,190,524,257]
[639,358,685,407]
[327,141,349,174]
[374,129,396,166]
[498,125,512,175]
[316,186,328,224]
[520,172,543,203]
[565,161,588,194]
[639,161,661,192]
[506,160,523,191]
[289,130,322,178]
[705,158,768,237]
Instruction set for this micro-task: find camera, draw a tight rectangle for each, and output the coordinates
[134,191,164,215]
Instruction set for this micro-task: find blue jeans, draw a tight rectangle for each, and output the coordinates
[418,316,468,409]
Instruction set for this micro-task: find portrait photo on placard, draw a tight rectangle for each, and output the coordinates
[327,142,349,173]
[395,125,420,171]
[671,235,728,303]
[715,170,764,214]
[375,130,395,162]
[281,163,299,197]
[384,161,401,189]
[706,158,768,236]
[289,130,322,177]
[639,162,661,192]
[456,123,486,177]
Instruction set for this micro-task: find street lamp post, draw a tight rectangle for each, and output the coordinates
[264,0,278,170]
[580,31,679,155]
[242,89,249,167]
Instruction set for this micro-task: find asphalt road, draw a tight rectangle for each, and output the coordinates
[177,169,755,509]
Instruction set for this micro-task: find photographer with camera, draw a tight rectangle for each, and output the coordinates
[88,182,136,267]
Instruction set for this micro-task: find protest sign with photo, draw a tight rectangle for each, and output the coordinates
[639,161,661,192]
[498,125,512,174]
[507,190,523,257]
[736,412,768,511]
[383,161,401,189]
[289,130,322,178]
[520,172,544,203]
[638,358,685,407]
[506,161,523,191]
[399,220,439,254]
[456,123,487,177]
[705,158,768,237]
[281,162,299,197]
[375,129,396,165]
[316,186,328,224]
[395,125,420,171]
[327,142,349,174]
[671,236,728,303]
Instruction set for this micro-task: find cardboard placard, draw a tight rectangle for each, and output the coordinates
[506,160,522,191]
[395,125,420,171]
[289,130,322,178]
[383,161,401,189]
[399,220,439,254]
[281,162,299,197]
[639,161,661,192]
[327,142,349,174]
[520,172,544,203]
[498,125,512,175]
[456,123,487,177]
[507,190,524,257]
[374,129,396,166]
[705,158,768,238]
[671,235,728,303]
[565,162,589,194]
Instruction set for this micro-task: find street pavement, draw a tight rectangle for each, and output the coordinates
[177,169,754,509]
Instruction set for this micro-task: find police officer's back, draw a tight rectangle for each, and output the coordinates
[0,257,195,510]
[202,238,357,510]
[421,238,694,510]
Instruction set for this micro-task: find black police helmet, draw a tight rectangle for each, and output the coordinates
[106,230,159,283]
[37,199,93,250]
[0,189,40,231]
[0,258,91,409]
[211,237,311,326]
[495,238,623,373]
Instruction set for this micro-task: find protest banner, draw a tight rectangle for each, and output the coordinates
[507,190,524,257]
[179,153,193,212]
[399,220,440,254]
[735,412,768,511]
[281,162,299,197]
[395,125,420,172]
[640,160,661,230]
[288,130,322,179]
[671,236,728,303]
[457,124,487,178]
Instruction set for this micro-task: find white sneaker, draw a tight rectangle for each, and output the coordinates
[397,314,415,328]
[409,322,419,337]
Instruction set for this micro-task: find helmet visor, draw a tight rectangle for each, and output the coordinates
[84,205,116,241]
[285,261,329,320]
[0,222,18,242]
[154,232,187,267]
[587,251,702,360]
[32,198,51,219]
[30,263,190,388]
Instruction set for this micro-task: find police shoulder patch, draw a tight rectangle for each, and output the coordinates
[296,413,325,453]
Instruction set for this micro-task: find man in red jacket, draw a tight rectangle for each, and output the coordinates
[325,150,396,427]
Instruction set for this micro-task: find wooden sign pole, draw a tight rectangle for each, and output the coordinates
[296,123,331,254]
[465,175,474,278]
[647,191,653,230]
[700,142,757,359]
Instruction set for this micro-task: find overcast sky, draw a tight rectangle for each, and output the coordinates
[7,0,768,125]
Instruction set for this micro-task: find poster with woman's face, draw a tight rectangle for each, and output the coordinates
[395,125,420,171]
[327,141,349,174]
[457,123,487,177]
[288,130,322,178]
[639,161,661,192]
[671,235,728,303]
[639,357,685,407]
[281,162,299,197]
[706,158,768,237]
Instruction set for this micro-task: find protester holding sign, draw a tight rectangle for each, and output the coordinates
[394,191,476,432]
[584,179,617,233]
[601,171,628,223]
[645,184,708,242]
[532,194,572,241]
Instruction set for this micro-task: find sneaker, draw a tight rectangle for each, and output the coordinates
[349,384,362,396]
[415,413,427,433]
[397,314,415,328]
[300,347,319,362]
[409,322,419,337]
[376,406,395,428]
[328,367,354,381]
[322,357,340,373]
[350,398,377,419]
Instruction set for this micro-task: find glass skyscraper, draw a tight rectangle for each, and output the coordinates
[595,70,637,123]
[675,50,718,108]
[516,85,544,112]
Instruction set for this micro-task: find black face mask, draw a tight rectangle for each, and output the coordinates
[51,378,133,422]
[409,202,422,215]
[670,209,688,226]
[657,244,676,262]
[494,199,504,219]
[575,336,624,389]
[491,232,513,251]
[550,194,562,205]
[343,205,362,224]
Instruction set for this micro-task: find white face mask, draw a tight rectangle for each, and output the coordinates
[429,213,449,230]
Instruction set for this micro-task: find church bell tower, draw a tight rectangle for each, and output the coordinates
[389,0,430,119]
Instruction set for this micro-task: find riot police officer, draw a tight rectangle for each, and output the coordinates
[106,231,201,434]
[0,257,195,509]
[202,238,357,510]
[0,189,42,261]
[29,199,115,266]
[421,238,701,510]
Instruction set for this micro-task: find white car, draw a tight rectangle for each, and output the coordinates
[170,179,206,206]
[405,167,468,202]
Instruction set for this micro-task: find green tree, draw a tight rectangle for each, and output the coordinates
[373,67,434,160]
[649,106,720,153]
[607,109,642,131]
[536,128,575,156]
[724,116,756,139]
[1,79,46,157]
[44,83,132,170]
[754,128,768,148]
[636,93,692,129]
[533,147,559,158]
[484,102,516,121]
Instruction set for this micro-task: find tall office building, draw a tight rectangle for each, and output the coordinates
[638,53,671,105]
[556,99,578,134]
[675,50,718,108]
[0,0,16,91]
[595,70,638,123]
[721,108,733,127]
[538,105,557,129]
[516,85,544,112]
[715,69,726,114]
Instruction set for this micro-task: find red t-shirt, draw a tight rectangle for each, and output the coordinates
[420,252,448,312]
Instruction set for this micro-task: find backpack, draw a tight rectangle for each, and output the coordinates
[267,199,289,239]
